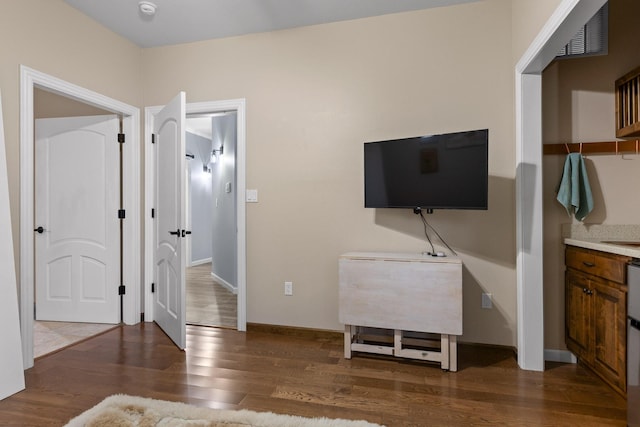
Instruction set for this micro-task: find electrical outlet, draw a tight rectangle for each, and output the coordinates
[482,292,493,309]
[284,281,293,296]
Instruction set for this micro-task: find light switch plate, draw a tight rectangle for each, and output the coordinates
[246,189,258,203]
[482,293,493,309]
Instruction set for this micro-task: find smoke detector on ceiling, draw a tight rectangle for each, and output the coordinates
[138,1,157,16]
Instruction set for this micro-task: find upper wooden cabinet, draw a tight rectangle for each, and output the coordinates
[615,66,640,137]
[565,245,630,395]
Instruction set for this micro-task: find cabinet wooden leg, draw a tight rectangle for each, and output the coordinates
[344,325,354,359]
[440,334,450,371]
[393,329,402,355]
[449,335,457,372]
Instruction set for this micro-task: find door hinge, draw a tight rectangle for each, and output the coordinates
[118,209,126,219]
[118,285,126,295]
[151,208,155,218]
[151,282,155,293]
[118,133,125,143]
[152,134,156,144]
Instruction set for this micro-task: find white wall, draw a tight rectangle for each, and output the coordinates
[186,131,214,264]
[211,113,237,288]
[0,91,25,399]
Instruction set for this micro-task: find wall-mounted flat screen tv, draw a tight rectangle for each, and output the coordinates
[364,129,488,210]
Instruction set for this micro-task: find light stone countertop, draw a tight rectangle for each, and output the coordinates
[564,237,640,258]
[562,224,640,259]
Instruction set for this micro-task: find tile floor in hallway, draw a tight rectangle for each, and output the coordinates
[186,263,237,328]
[34,321,117,358]
[33,263,236,357]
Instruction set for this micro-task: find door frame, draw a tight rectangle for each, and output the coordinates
[515,0,606,370]
[19,66,141,369]
[144,99,247,331]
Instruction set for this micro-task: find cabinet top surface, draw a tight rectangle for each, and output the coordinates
[565,238,640,259]
[340,251,462,264]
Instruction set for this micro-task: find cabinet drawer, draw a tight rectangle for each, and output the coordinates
[566,246,629,284]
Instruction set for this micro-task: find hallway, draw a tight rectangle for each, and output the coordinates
[34,321,116,358]
[186,263,237,328]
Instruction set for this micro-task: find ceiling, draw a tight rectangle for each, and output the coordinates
[64,0,479,48]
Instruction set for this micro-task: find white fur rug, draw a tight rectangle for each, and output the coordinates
[64,394,384,427]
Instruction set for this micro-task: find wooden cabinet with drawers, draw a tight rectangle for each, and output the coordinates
[565,245,630,394]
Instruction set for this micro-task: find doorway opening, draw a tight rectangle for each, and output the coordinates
[32,90,122,357]
[144,98,247,333]
[515,0,607,370]
[185,112,238,329]
[20,66,141,369]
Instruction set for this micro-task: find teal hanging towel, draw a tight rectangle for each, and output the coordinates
[556,152,594,221]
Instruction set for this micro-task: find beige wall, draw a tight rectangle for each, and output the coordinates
[542,0,640,349]
[34,89,111,118]
[143,0,521,345]
[0,0,143,280]
[512,0,565,62]
[0,0,569,349]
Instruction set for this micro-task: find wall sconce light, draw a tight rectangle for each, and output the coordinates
[210,145,223,164]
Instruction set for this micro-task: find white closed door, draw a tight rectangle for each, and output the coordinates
[35,115,120,323]
[153,92,187,349]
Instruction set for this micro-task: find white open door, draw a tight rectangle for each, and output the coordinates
[34,115,120,324]
[153,92,187,349]
[0,91,25,399]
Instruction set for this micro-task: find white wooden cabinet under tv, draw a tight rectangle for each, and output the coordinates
[339,252,462,371]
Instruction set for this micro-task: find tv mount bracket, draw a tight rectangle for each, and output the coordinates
[413,207,434,215]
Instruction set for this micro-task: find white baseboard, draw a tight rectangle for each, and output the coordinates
[211,272,237,295]
[544,348,577,364]
[189,257,212,267]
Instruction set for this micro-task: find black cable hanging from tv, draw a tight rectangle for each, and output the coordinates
[414,207,457,257]
[417,208,436,255]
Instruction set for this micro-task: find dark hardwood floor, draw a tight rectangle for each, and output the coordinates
[0,323,626,426]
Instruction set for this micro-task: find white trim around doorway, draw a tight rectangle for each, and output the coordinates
[19,66,141,369]
[144,98,247,332]
[514,0,607,371]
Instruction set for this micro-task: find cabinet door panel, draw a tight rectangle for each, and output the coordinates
[593,280,626,391]
[565,270,592,361]
[565,245,628,396]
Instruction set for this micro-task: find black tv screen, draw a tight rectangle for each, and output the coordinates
[364,129,488,210]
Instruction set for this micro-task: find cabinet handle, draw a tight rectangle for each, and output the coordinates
[586,289,593,295]
[582,287,588,293]
[582,261,595,267]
